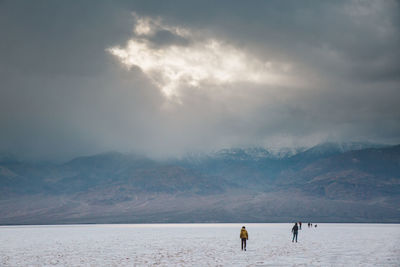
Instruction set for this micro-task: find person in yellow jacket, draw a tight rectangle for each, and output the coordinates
[240,226,248,251]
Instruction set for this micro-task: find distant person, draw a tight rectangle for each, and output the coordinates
[292,223,299,243]
[299,222,302,230]
[308,222,310,228]
[240,226,248,251]
[315,224,318,228]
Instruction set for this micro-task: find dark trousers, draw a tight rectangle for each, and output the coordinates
[292,232,298,242]
[241,238,247,250]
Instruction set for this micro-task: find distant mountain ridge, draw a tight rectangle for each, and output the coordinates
[0,142,398,224]
[191,141,388,161]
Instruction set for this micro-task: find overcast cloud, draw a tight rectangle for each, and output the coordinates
[0,0,399,161]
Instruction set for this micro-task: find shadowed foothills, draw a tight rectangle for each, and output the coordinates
[1,143,399,224]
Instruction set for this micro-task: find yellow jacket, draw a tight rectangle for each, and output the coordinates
[240,228,248,239]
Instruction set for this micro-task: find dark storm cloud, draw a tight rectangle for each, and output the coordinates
[0,0,399,160]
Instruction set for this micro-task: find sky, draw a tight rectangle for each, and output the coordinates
[0,0,399,160]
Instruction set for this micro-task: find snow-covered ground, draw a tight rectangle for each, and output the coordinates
[0,223,399,266]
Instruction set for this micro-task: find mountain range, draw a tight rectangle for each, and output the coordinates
[0,142,399,224]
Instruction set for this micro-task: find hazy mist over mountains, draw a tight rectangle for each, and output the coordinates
[1,142,399,224]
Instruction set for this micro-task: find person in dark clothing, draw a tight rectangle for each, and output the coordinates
[240,226,248,251]
[299,222,302,230]
[292,222,299,242]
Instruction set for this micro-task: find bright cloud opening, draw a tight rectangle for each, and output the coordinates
[108,14,294,97]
